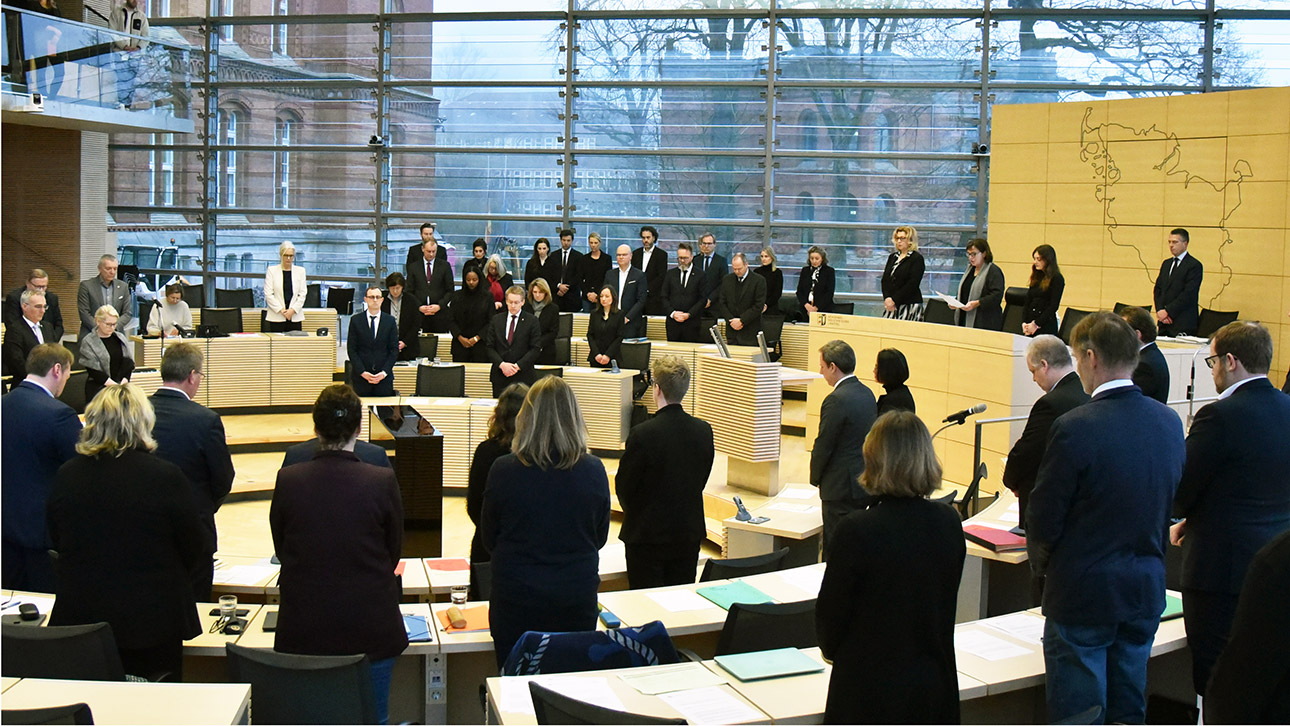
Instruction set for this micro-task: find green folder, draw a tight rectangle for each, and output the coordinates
[695,581,774,610]
[1161,593,1184,621]
[714,648,826,681]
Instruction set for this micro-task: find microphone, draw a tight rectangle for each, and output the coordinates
[943,403,987,424]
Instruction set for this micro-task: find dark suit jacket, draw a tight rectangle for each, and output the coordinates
[716,272,766,346]
[466,437,509,566]
[632,246,669,315]
[76,277,132,338]
[282,438,391,469]
[956,264,1006,331]
[2,317,56,382]
[1173,377,1290,596]
[486,309,542,393]
[876,383,918,417]
[609,266,648,338]
[1023,273,1065,336]
[524,303,560,366]
[810,376,877,503]
[578,253,613,308]
[697,252,728,304]
[754,266,783,310]
[447,288,495,363]
[381,293,421,361]
[1154,253,1203,336]
[4,287,63,342]
[524,255,558,293]
[1133,342,1170,404]
[616,403,715,545]
[552,248,584,313]
[406,256,455,333]
[149,387,235,555]
[271,450,407,660]
[661,265,706,342]
[816,496,965,724]
[1027,385,1185,624]
[1002,372,1089,518]
[586,310,624,366]
[48,449,204,649]
[880,251,925,308]
[796,264,836,313]
[347,311,399,397]
[1,381,82,552]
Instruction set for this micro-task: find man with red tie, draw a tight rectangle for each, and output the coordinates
[485,286,541,397]
[406,225,454,334]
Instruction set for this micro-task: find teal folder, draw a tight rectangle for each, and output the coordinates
[1161,593,1184,621]
[695,581,774,610]
[714,648,826,681]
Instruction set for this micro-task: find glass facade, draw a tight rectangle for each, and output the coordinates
[107,0,1290,311]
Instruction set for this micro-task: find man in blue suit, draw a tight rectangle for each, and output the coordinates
[1170,321,1290,700]
[610,244,648,338]
[1,344,82,592]
[347,286,400,397]
[1028,312,1185,724]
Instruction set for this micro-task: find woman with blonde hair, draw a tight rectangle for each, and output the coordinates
[755,246,784,311]
[265,240,307,332]
[79,304,135,401]
[524,277,561,365]
[481,376,611,668]
[880,225,926,321]
[581,232,612,312]
[48,383,204,680]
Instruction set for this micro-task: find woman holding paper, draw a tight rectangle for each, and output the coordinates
[954,237,1005,331]
[815,411,965,724]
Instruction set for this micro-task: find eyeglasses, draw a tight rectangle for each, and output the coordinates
[1204,353,1227,369]
[365,293,383,299]
[966,251,982,258]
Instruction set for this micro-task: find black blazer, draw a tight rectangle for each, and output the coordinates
[271,450,407,661]
[4,287,64,342]
[48,449,204,649]
[466,437,510,567]
[1133,342,1170,404]
[716,272,767,346]
[632,246,669,315]
[875,383,917,417]
[2,317,55,382]
[586,309,624,366]
[282,438,391,469]
[1153,253,1203,336]
[956,264,1006,331]
[524,303,560,366]
[754,266,783,309]
[1023,273,1065,336]
[1174,378,1290,596]
[552,247,584,313]
[796,264,836,312]
[616,403,715,546]
[486,309,543,389]
[381,293,421,361]
[406,255,455,332]
[448,288,495,363]
[1027,385,1185,624]
[698,252,728,304]
[810,377,877,503]
[880,251,925,308]
[149,387,235,555]
[816,496,965,724]
[609,266,648,338]
[524,255,557,292]
[1,381,82,554]
[578,253,613,306]
[1002,372,1089,525]
[661,265,706,320]
[347,311,400,397]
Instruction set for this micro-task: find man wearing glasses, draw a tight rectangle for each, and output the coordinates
[1,290,57,383]
[348,286,399,397]
[4,269,64,343]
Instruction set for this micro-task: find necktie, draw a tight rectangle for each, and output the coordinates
[681,269,689,288]
[703,256,709,273]
[426,260,432,282]
[507,314,516,344]
[31,320,43,345]
[1169,257,1179,280]
[371,315,377,339]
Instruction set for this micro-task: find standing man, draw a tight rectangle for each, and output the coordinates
[347,286,399,397]
[382,272,420,361]
[1153,227,1203,337]
[149,342,235,602]
[696,233,727,309]
[613,244,648,339]
[407,234,454,334]
[1170,321,1290,702]
[811,339,877,558]
[2,291,57,383]
[77,254,132,338]
[1027,312,1185,724]
[1002,335,1089,532]
[632,225,668,317]
[616,355,715,588]
[716,252,766,347]
[1,344,81,592]
[485,286,542,397]
[553,229,584,313]
[404,222,437,273]
[1120,305,1170,404]
[4,269,64,342]
[661,242,705,343]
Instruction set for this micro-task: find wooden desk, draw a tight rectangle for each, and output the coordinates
[210,555,280,603]
[2,676,20,694]
[697,355,785,495]
[1,678,250,725]
[958,489,1032,622]
[722,483,822,566]
[188,306,338,337]
[562,366,634,451]
[184,602,264,657]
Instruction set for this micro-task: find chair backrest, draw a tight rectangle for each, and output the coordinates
[528,682,684,726]
[714,599,818,656]
[832,301,855,315]
[553,338,571,366]
[700,546,791,582]
[534,367,563,380]
[417,334,439,360]
[503,620,680,676]
[956,462,989,520]
[470,560,491,601]
[1196,308,1239,339]
[57,369,88,414]
[1000,286,1028,336]
[557,312,573,339]
[137,300,156,334]
[200,307,243,335]
[2,622,125,681]
[214,287,255,308]
[224,642,377,725]
[1057,308,1092,344]
[304,283,322,309]
[933,490,957,506]
[1112,302,1151,315]
[923,298,954,325]
[415,364,465,397]
[327,287,355,317]
[618,341,652,399]
[180,283,204,307]
[1,703,95,725]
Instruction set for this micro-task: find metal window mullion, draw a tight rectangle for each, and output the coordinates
[199,18,217,304]
[560,3,576,230]
[762,5,778,244]
[374,12,391,282]
[1201,0,1216,93]
[975,0,992,238]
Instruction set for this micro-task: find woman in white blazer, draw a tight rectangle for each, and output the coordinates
[265,241,307,332]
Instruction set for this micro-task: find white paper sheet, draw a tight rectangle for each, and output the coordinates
[765,502,817,514]
[539,677,628,714]
[778,567,825,596]
[955,629,1032,661]
[934,291,968,310]
[658,685,764,723]
[982,613,1046,644]
[497,677,537,715]
[618,663,727,695]
[211,564,277,586]
[777,488,816,500]
[646,589,714,612]
[430,398,468,406]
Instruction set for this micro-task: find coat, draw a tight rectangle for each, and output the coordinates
[4,286,64,342]
[616,403,715,546]
[149,387,235,556]
[264,264,307,324]
[632,246,669,316]
[347,311,399,397]
[76,277,132,338]
[1001,371,1089,528]
[1153,253,1203,336]
[810,376,877,504]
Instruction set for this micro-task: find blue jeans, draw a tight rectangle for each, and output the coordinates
[1043,616,1159,724]
[369,656,395,725]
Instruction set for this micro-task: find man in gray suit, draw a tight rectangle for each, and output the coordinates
[810,339,878,559]
[76,254,133,339]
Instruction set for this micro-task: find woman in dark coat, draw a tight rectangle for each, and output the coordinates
[955,237,1006,331]
[580,232,613,313]
[796,245,836,318]
[481,377,610,669]
[48,382,204,681]
[816,411,965,724]
[271,384,407,724]
[587,284,624,368]
[483,254,514,316]
[523,238,556,293]
[79,304,135,402]
[465,383,527,598]
[524,278,561,366]
[1022,244,1065,338]
[449,267,495,363]
[880,226,926,321]
[874,348,916,416]
[755,247,784,311]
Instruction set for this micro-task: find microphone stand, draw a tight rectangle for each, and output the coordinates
[931,419,966,441]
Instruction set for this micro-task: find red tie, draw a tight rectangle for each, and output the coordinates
[426,261,432,282]
[507,314,516,344]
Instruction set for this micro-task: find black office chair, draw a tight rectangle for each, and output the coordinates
[180,283,204,307]
[2,703,95,725]
[528,682,684,726]
[224,643,378,725]
[759,314,785,362]
[214,288,255,308]
[417,334,439,360]
[933,490,957,506]
[554,313,573,365]
[200,307,243,335]
[327,287,355,317]
[956,462,989,521]
[1112,302,1152,315]
[923,298,955,325]
[304,283,322,309]
[714,599,818,656]
[470,560,491,601]
[831,301,855,315]
[1057,308,1093,345]
[2,622,126,681]
[415,363,466,397]
[57,369,88,414]
[1196,308,1239,339]
[618,340,652,400]
[1001,287,1028,336]
[699,546,791,582]
[137,300,157,335]
[534,367,563,381]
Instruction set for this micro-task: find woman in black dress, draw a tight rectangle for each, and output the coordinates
[1022,244,1065,338]
[874,348,916,416]
[587,284,624,368]
[523,238,555,293]
[955,238,1005,331]
[449,267,495,363]
[815,411,965,724]
[525,278,560,365]
[78,304,135,402]
[465,382,528,598]
[880,226,926,321]
[580,232,613,313]
[796,245,835,319]
[755,246,784,313]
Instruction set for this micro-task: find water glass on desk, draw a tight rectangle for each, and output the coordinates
[219,595,238,620]
[450,585,469,606]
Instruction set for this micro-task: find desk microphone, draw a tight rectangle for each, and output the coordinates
[943,403,987,424]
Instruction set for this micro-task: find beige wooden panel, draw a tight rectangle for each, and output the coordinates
[1107,141,1174,185]
[645,315,667,340]
[392,365,418,395]
[415,398,475,489]
[564,367,632,451]
[269,335,335,406]
[1163,178,1229,231]
[990,143,1048,184]
[1225,134,1288,182]
[1213,227,1287,280]
[131,370,163,397]
[779,323,812,393]
[1218,273,1286,323]
[1046,143,1102,185]
[1101,95,1170,142]
[1167,92,1230,139]
[988,183,1047,224]
[130,336,169,369]
[881,338,950,391]
[570,312,589,338]
[1058,265,1104,312]
[986,223,1048,265]
[696,355,781,462]
[1050,100,1106,144]
[1226,87,1290,137]
[992,102,1049,145]
[1046,183,1107,225]
[206,336,272,408]
[462,362,494,399]
[1045,224,1107,268]
[1104,182,1166,228]
[1227,181,1288,230]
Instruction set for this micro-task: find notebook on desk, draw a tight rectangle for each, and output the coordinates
[403,614,432,642]
[714,648,825,681]
[696,581,774,610]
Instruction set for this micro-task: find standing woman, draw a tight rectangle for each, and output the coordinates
[484,254,513,314]
[796,245,836,319]
[465,382,528,599]
[523,238,555,293]
[580,232,612,313]
[955,238,1005,331]
[449,267,495,363]
[48,383,204,681]
[874,348,916,416]
[481,377,611,668]
[79,305,135,402]
[815,411,965,724]
[880,226,926,321]
[587,284,624,368]
[1022,244,1065,337]
[265,241,307,332]
[755,247,784,313]
[525,278,560,366]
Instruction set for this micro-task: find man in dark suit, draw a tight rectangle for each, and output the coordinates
[406,235,454,334]
[715,253,766,347]
[4,269,64,342]
[632,225,668,316]
[381,272,420,361]
[149,342,236,602]
[485,285,542,397]
[617,355,715,588]
[1,344,81,592]
[553,229,584,314]
[811,339,878,558]
[404,221,437,275]
[661,242,706,343]
[696,233,727,308]
[610,244,648,338]
[283,437,391,468]
[76,254,133,338]
[1120,305,1170,404]
[1153,227,1203,337]
[1028,312,1185,724]
[347,286,400,397]
[1169,321,1290,699]
[2,290,57,383]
